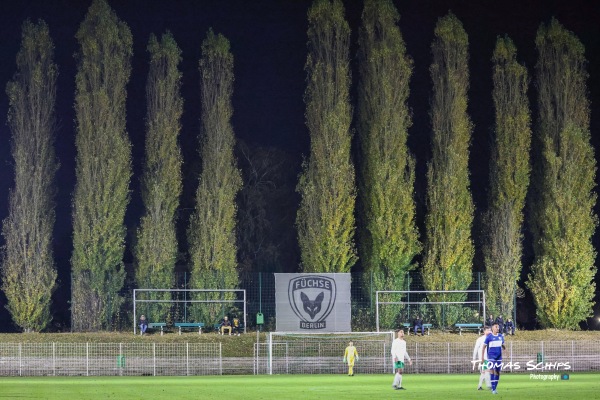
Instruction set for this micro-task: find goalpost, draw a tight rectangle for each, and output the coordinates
[375,290,486,331]
[263,331,395,375]
[133,289,246,335]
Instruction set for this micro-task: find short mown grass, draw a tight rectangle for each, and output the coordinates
[1,373,599,399]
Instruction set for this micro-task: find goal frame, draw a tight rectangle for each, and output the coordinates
[133,288,246,335]
[267,331,395,375]
[375,290,486,332]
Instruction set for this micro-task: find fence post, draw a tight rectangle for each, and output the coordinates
[571,341,574,372]
[219,342,223,375]
[447,343,450,374]
[186,343,189,376]
[86,342,89,376]
[509,341,513,371]
[153,343,156,377]
[415,342,419,374]
[53,342,56,376]
[268,333,273,375]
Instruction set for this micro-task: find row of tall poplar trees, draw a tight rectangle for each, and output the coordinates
[0,0,241,331]
[0,0,596,331]
[297,0,595,329]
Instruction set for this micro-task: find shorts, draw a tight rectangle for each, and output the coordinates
[394,361,405,369]
[482,359,488,371]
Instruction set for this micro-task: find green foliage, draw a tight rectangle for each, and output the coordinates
[71,0,132,331]
[356,0,420,324]
[528,19,597,329]
[134,32,183,322]
[188,29,242,323]
[350,306,375,332]
[296,0,357,272]
[422,13,474,321]
[484,36,531,318]
[1,20,58,332]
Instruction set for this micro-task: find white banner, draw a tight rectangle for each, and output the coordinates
[275,273,351,332]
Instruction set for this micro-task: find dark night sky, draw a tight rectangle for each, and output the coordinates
[0,0,599,329]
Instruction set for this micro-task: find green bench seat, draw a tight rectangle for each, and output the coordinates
[402,322,432,335]
[455,323,482,335]
[174,322,204,335]
[148,322,166,336]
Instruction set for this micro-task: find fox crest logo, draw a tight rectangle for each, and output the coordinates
[289,275,336,329]
[301,292,324,319]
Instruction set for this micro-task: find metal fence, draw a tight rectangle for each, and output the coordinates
[406,341,600,374]
[2,340,596,376]
[0,342,221,377]
[254,340,599,375]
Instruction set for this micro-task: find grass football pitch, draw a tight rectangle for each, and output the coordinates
[0,373,598,399]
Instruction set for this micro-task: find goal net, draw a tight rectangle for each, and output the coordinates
[133,289,246,334]
[376,290,486,331]
[258,332,394,375]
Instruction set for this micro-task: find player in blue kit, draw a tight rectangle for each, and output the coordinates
[482,322,506,394]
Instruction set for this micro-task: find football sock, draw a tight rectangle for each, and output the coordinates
[398,374,403,388]
[491,373,498,390]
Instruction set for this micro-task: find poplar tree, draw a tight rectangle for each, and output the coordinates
[1,20,58,332]
[357,0,419,326]
[296,0,357,273]
[483,37,531,319]
[422,13,474,325]
[134,32,183,322]
[528,19,597,329]
[71,0,132,331]
[188,30,242,323]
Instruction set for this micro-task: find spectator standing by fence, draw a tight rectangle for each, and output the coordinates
[495,315,504,334]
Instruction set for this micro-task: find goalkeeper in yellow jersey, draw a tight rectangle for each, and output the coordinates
[343,341,359,376]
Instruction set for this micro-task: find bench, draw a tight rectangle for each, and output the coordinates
[402,323,432,335]
[148,322,166,336]
[174,322,204,335]
[455,323,483,335]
